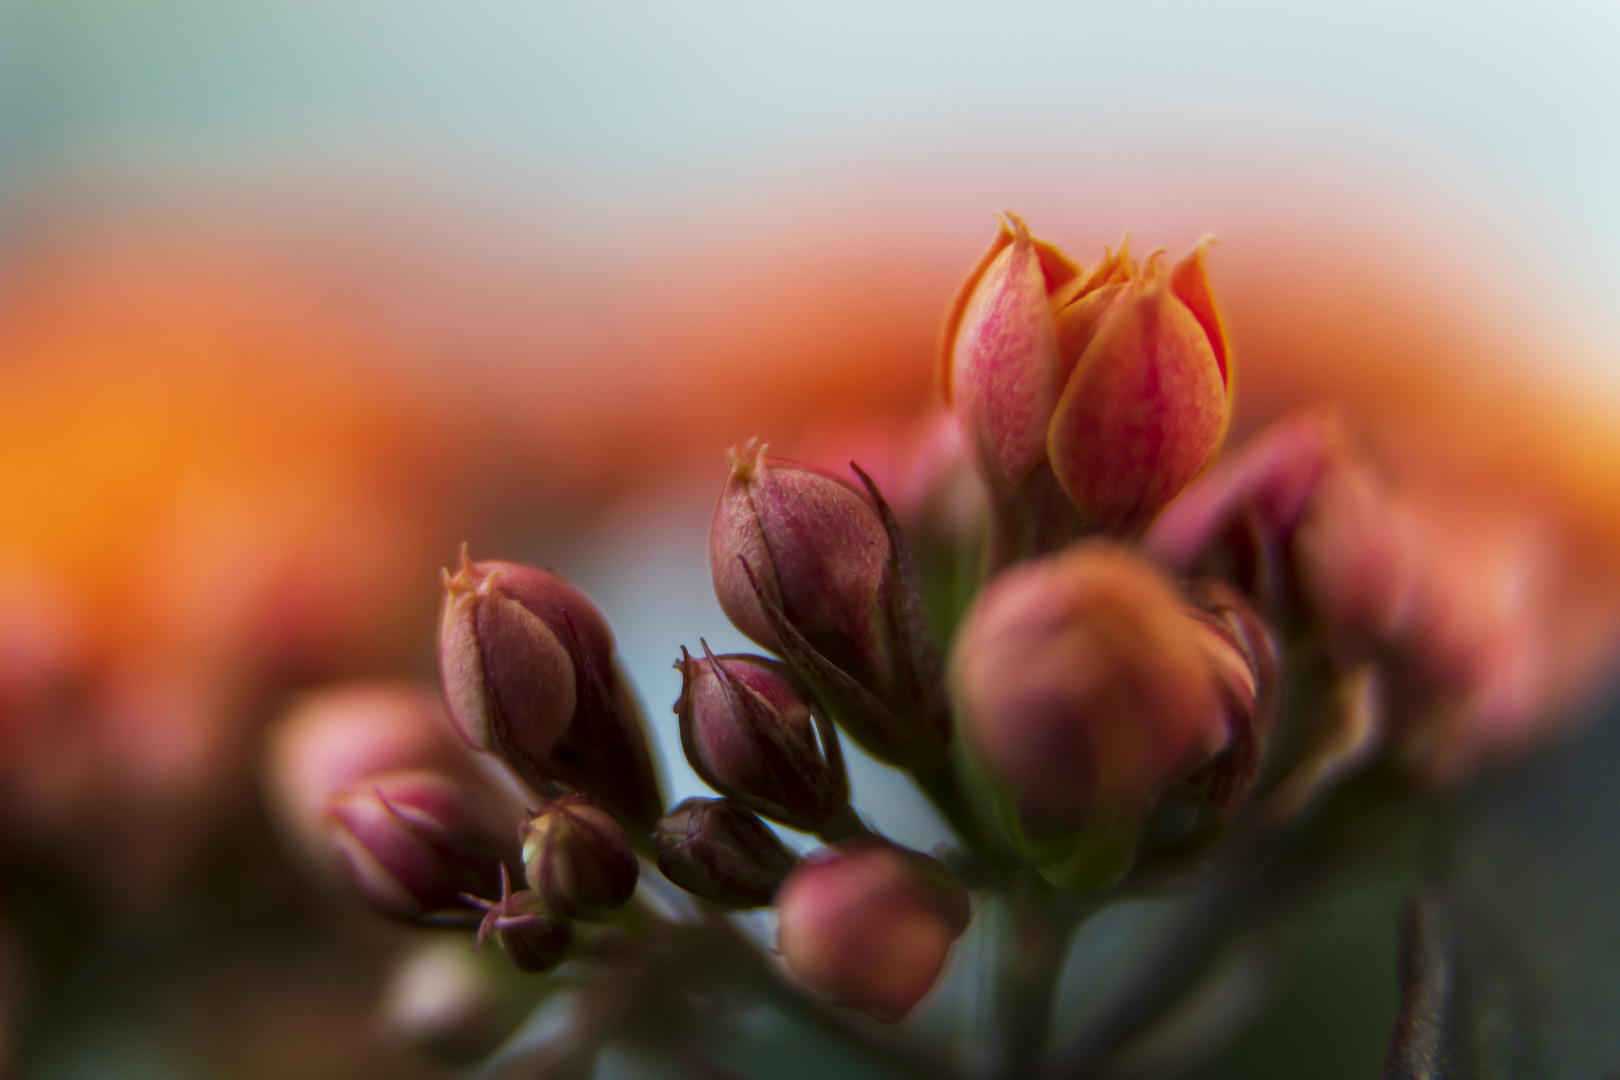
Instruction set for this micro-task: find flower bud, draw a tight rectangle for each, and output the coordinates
[464,864,575,974]
[674,644,845,832]
[1144,409,1420,662]
[951,544,1227,833]
[324,769,518,921]
[710,443,948,767]
[1180,581,1280,811]
[520,793,639,919]
[776,843,970,1023]
[942,214,1230,556]
[711,443,894,690]
[379,937,534,1063]
[439,547,663,831]
[653,797,798,907]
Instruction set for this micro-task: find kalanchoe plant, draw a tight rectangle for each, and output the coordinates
[270,210,1596,1080]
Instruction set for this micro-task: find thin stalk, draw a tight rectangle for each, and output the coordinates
[994,883,1092,1080]
[909,756,1011,865]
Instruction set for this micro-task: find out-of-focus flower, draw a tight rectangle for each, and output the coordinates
[941,213,1230,559]
[952,544,1228,835]
[674,644,845,832]
[1179,581,1281,811]
[324,769,517,922]
[440,549,663,831]
[775,843,970,1024]
[520,793,639,920]
[266,681,527,871]
[710,443,948,768]
[378,936,536,1063]
[653,797,799,907]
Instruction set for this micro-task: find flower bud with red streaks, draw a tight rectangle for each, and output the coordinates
[520,793,639,919]
[942,214,1230,557]
[674,644,845,832]
[439,548,663,831]
[653,797,798,907]
[776,844,970,1023]
[324,769,518,921]
[952,545,1227,833]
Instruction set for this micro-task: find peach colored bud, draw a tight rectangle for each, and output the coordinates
[324,769,517,922]
[942,214,1230,556]
[674,644,845,832]
[439,548,663,831]
[520,793,639,920]
[776,843,970,1024]
[653,797,798,908]
[951,545,1226,831]
[710,443,949,768]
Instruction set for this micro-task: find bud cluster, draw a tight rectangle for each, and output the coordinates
[263,208,1579,1070]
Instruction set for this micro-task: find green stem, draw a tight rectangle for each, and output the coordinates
[818,803,881,844]
[995,882,1091,1080]
[908,756,1008,864]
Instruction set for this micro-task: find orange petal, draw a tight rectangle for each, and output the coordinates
[1170,237,1230,389]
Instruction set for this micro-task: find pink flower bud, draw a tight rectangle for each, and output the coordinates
[674,644,845,832]
[324,769,518,921]
[776,843,970,1024]
[1144,409,1420,662]
[439,547,663,831]
[1179,581,1280,811]
[951,545,1227,831]
[942,214,1231,555]
[520,793,639,919]
[710,444,949,768]
[711,444,894,690]
[653,797,798,907]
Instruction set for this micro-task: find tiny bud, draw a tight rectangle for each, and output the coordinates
[674,645,844,831]
[324,770,517,921]
[653,797,798,907]
[1180,581,1281,811]
[520,793,639,919]
[942,214,1230,558]
[464,864,575,974]
[776,844,970,1023]
[952,544,1226,833]
[439,547,663,830]
[379,937,532,1063]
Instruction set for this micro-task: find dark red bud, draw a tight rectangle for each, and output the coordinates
[653,797,799,907]
[674,644,845,831]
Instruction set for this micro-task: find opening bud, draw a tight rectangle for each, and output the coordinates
[653,797,799,908]
[674,644,846,832]
[942,214,1231,558]
[439,547,663,831]
[520,793,639,919]
[324,769,519,922]
[951,544,1228,836]
[776,843,970,1024]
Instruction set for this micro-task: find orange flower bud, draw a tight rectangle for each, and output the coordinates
[775,844,969,1024]
[324,769,518,922]
[520,793,639,920]
[942,214,1230,556]
[653,797,798,908]
[439,548,663,831]
[951,545,1227,832]
[674,645,846,832]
